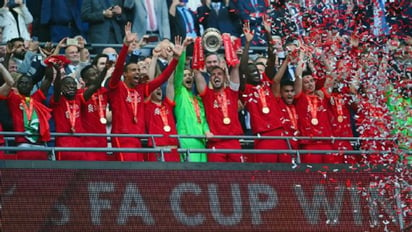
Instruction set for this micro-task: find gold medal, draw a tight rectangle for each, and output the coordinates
[133,117,137,124]
[223,117,231,125]
[337,115,343,123]
[100,117,107,124]
[262,107,270,114]
[71,127,75,133]
[163,125,171,132]
[311,118,318,126]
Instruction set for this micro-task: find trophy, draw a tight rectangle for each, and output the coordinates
[202,28,222,52]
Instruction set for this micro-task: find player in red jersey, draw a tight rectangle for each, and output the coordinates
[194,59,244,162]
[108,23,185,161]
[79,64,113,160]
[0,63,53,160]
[239,20,289,163]
[272,55,300,162]
[51,62,104,160]
[323,61,357,163]
[294,48,343,164]
[144,86,180,162]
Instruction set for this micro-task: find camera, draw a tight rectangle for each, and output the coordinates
[66,38,79,47]
[107,53,117,62]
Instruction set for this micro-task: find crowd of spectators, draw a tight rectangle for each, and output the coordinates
[0,0,410,164]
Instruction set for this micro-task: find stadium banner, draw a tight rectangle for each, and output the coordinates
[0,165,408,231]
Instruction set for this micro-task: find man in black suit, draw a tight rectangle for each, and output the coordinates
[197,0,242,37]
[81,0,126,45]
[169,0,200,41]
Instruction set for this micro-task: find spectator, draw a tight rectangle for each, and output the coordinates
[81,0,126,46]
[40,0,88,42]
[91,53,112,87]
[168,0,203,11]
[0,0,33,43]
[169,0,200,40]
[26,0,49,42]
[108,23,184,161]
[64,45,81,75]
[150,39,174,97]
[4,38,45,91]
[51,37,90,88]
[6,58,18,73]
[202,53,220,86]
[254,55,267,74]
[193,57,244,162]
[197,0,242,37]
[235,0,269,46]
[102,47,118,63]
[153,39,174,76]
[0,62,53,160]
[267,0,299,37]
[123,0,171,41]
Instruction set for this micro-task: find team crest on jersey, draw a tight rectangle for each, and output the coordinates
[126,91,141,103]
[65,103,80,118]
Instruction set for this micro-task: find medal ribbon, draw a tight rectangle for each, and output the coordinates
[21,97,34,123]
[285,105,298,129]
[334,95,344,121]
[216,91,229,121]
[192,96,202,123]
[123,82,139,123]
[159,104,170,128]
[306,95,318,121]
[257,86,268,110]
[65,100,77,131]
[92,92,106,121]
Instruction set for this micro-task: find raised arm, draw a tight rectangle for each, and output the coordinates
[239,21,254,91]
[52,37,68,56]
[83,66,108,101]
[229,61,240,85]
[294,50,305,96]
[262,15,276,80]
[40,64,56,96]
[53,65,63,102]
[148,48,161,81]
[272,56,291,97]
[193,69,207,94]
[0,63,14,96]
[321,52,337,95]
[147,36,185,94]
[173,50,186,93]
[109,22,137,89]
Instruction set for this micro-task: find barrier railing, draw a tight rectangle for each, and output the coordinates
[0,131,409,163]
[0,131,410,231]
